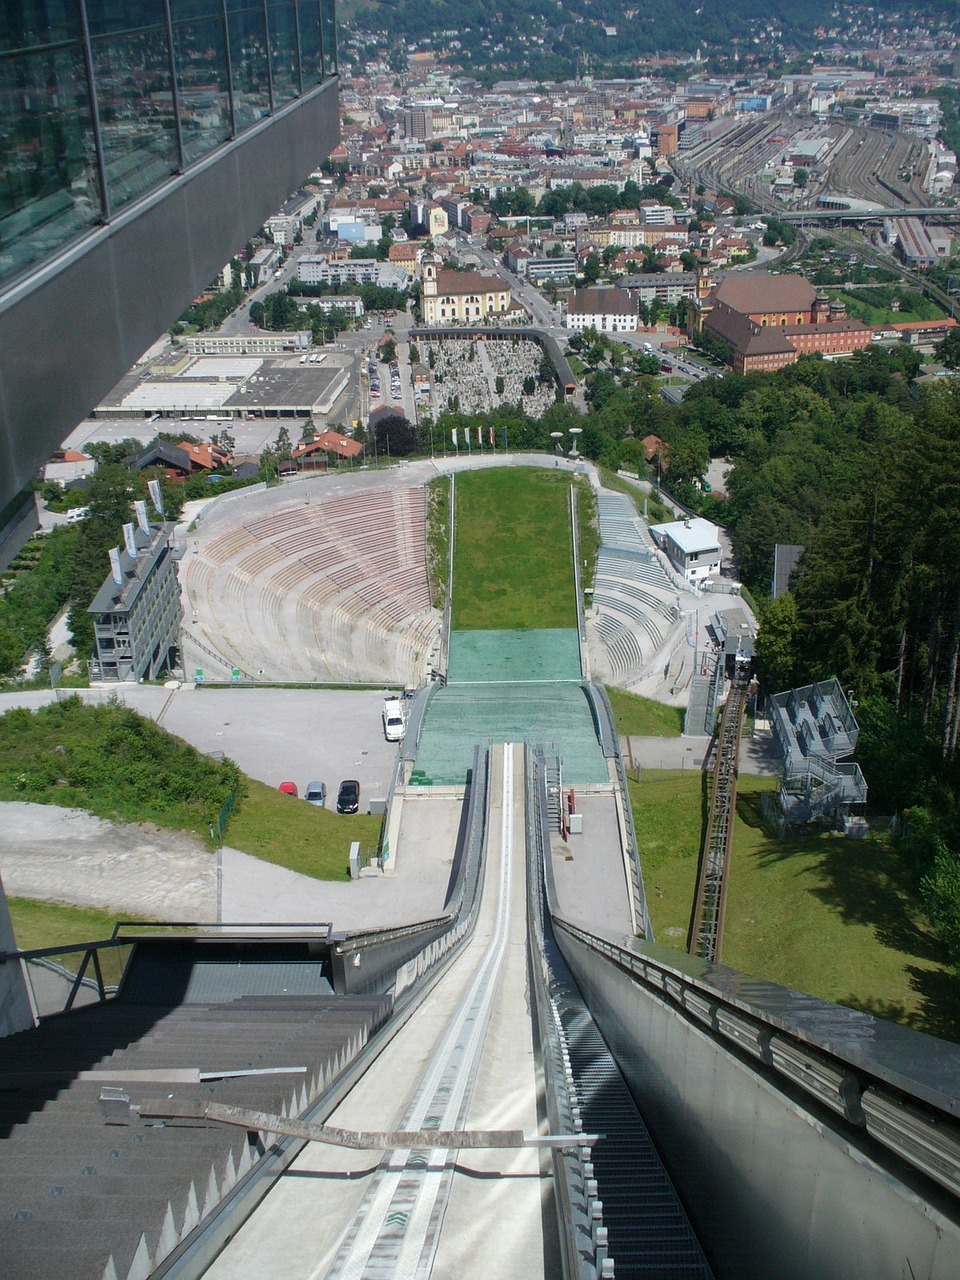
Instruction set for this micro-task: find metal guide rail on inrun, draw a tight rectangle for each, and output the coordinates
[689,678,750,962]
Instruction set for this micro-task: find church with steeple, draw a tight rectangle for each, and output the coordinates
[420,251,517,326]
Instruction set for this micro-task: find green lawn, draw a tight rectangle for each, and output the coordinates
[426,475,452,611]
[452,468,577,629]
[633,772,960,1042]
[5,897,141,985]
[608,687,684,737]
[7,897,132,951]
[226,778,383,880]
[829,286,946,326]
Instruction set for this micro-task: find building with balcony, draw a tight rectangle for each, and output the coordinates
[88,522,183,683]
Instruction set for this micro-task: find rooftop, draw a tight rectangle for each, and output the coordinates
[651,517,721,553]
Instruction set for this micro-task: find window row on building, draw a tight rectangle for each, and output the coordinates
[0,0,337,289]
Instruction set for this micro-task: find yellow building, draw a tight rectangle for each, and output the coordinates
[420,252,514,325]
[427,204,449,237]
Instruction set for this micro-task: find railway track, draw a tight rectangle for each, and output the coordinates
[688,678,750,962]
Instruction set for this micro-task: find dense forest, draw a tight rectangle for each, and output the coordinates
[668,345,960,964]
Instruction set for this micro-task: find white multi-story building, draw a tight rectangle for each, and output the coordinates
[297,257,410,289]
[565,286,637,333]
[651,518,722,583]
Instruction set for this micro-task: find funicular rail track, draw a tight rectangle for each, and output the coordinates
[689,678,750,961]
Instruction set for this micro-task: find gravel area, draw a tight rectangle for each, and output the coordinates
[0,802,215,919]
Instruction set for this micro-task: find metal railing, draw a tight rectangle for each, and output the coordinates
[526,748,616,1279]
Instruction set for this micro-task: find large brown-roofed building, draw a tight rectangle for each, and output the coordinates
[691,270,873,374]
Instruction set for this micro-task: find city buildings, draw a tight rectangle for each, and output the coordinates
[690,271,873,374]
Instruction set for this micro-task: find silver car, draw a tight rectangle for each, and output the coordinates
[304,780,327,807]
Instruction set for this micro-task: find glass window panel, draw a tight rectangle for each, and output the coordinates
[0,2,80,53]
[297,0,321,87]
[319,0,336,77]
[170,0,223,18]
[91,29,179,211]
[171,14,231,162]
[228,6,270,129]
[0,45,102,286]
[84,1,167,38]
[267,2,298,105]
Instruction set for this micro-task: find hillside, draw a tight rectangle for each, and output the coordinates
[343,0,960,81]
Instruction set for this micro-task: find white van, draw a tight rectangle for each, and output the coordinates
[382,697,406,742]
[66,506,90,524]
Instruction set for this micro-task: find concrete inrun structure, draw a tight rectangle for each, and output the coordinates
[88,522,184,683]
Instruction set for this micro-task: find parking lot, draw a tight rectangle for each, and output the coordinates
[0,685,403,809]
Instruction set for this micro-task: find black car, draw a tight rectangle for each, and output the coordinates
[336,779,360,814]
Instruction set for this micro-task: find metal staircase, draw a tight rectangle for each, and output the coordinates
[689,678,750,961]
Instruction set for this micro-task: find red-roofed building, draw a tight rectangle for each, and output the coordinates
[175,440,231,471]
[388,242,423,267]
[292,430,364,470]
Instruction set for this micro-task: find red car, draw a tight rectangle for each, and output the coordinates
[278,781,298,797]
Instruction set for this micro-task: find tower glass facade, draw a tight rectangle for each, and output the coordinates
[0,0,337,290]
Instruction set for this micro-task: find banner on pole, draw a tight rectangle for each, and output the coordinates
[147,478,164,517]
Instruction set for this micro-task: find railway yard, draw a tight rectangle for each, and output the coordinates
[673,110,932,213]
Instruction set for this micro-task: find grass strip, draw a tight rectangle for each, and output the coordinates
[608,687,684,737]
[225,778,384,880]
[452,468,577,630]
[632,771,960,1042]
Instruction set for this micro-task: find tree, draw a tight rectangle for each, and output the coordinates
[495,376,505,395]
[374,413,417,457]
[794,168,809,189]
[258,445,278,483]
[755,593,799,694]
[582,253,601,285]
[936,328,960,370]
[409,343,420,365]
[274,426,292,459]
[381,337,397,363]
